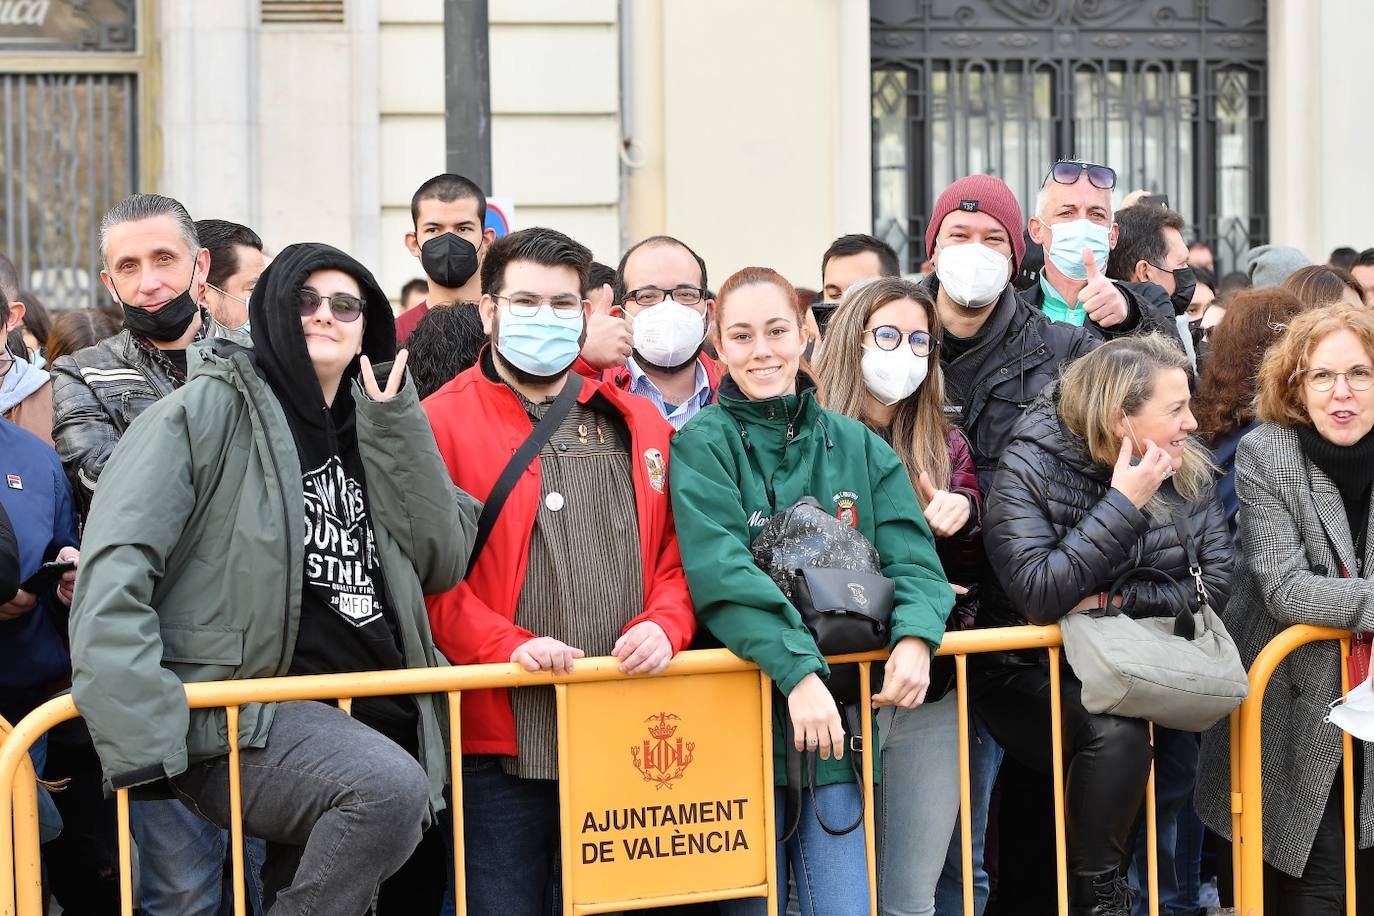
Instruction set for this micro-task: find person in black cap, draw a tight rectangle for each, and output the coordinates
[70,241,479,915]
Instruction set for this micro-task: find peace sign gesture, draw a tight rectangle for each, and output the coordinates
[360,349,409,402]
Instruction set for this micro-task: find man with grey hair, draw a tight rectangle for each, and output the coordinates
[1019,160,1177,344]
[0,250,54,443]
[49,192,268,915]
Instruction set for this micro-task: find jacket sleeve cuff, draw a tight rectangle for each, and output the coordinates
[775,657,827,696]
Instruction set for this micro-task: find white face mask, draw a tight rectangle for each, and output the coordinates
[632,300,706,369]
[1328,674,1374,742]
[935,241,1011,309]
[861,344,929,406]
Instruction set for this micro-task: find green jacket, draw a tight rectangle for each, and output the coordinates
[670,376,954,785]
[68,344,479,808]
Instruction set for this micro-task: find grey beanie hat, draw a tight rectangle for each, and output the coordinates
[1246,244,1310,289]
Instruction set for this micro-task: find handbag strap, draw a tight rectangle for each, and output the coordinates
[468,373,584,565]
[778,698,865,842]
[1170,512,1210,611]
[1104,564,1196,640]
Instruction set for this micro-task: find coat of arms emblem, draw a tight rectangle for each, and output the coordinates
[630,712,695,789]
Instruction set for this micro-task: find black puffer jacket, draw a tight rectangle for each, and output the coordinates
[981,384,1233,630]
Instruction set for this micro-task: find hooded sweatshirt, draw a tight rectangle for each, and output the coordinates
[248,243,417,752]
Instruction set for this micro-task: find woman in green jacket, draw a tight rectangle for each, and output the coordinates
[670,266,954,916]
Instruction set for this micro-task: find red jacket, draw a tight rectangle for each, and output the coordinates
[571,352,723,403]
[423,351,696,755]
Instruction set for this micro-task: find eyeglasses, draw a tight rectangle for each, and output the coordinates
[298,288,365,323]
[624,286,706,307]
[866,325,937,357]
[1296,366,1374,392]
[492,293,586,319]
[1043,160,1117,191]
[209,283,250,307]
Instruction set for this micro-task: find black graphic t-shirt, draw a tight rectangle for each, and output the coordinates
[288,455,417,753]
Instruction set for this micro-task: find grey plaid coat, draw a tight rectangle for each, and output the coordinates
[1196,422,1374,877]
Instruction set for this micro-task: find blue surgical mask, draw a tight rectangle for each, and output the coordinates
[1046,218,1111,280]
[496,305,584,377]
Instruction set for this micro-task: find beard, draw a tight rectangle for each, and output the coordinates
[632,343,704,374]
[489,309,587,386]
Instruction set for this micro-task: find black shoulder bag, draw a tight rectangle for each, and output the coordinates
[467,373,584,565]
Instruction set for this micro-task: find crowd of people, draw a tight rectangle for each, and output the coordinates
[3,159,1374,916]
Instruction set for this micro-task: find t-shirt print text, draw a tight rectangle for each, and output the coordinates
[303,456,384,628]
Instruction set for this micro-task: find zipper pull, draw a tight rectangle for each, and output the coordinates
[785,421,794,441]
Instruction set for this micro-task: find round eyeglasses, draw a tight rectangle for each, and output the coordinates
[865,325,936,357]
[1296,366,1374,392]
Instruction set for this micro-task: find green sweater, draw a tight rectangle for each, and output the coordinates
[670,376,953,785]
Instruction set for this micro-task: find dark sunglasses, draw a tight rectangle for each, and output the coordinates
[298,288,365,323]
[1044,160,1117,191]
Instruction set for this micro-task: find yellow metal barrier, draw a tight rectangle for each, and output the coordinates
[1233,624,1356,916]
[0,624,1172,916]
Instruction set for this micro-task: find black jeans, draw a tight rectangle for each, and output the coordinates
[1263,760,1374,916]
[972,657,1153,877]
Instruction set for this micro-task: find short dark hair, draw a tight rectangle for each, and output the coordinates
[400,278,428,303]
[480,227,592,296]
[0,251,18,322]
[614,236,708,302]
[410,173,487,228]
[1355,248,1374,269]
[820,234,899,283]
[589,261,615,291]
[1329,247,1360,271]
[195,219,264,289]
[1106,205,1187,282]
[406,305,488,399]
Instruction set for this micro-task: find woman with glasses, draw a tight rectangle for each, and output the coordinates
[980,333,1232,916]
[670,266,954,916]
[1197,303,1374,915]
[70,241,479,914]
[813,276,980,916]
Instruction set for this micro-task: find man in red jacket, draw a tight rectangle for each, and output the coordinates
[423,227,696,916]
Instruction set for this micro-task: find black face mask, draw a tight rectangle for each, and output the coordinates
[1168,266,1198,315]
[420,232,479,290]
[812,302,839,334]
[119,267,200,342]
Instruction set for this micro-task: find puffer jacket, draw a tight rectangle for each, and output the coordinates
[921,275,1097,496]
[50,329,182,515]
[981,384,1233,631]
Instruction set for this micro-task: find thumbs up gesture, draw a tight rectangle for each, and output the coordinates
[1076,248,1129,328]
[918,470,972,539]
[580,292,633,370]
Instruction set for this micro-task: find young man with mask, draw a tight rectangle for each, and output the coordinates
[195,218,267,347]
[814,233,901,336]
[1020,160,1178,344]
[574,235,719,430]
[0,251,54,444]
[50,193,270,916]
[423,227,696,916]
[395,172,497,345]
[1105,204,1198,364]
[919,174,1098,916]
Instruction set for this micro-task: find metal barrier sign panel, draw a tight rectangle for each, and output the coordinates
[558,670,771,908]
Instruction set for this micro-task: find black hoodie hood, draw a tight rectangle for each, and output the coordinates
[248,242,395,468]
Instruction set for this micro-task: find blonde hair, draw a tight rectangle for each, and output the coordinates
[1256,302,1374,428]
[1057,333,1214,507]
[814,276,951,505]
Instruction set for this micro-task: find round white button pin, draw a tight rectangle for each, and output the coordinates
[544,491,565,512]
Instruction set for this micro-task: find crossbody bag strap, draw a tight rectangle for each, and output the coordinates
[468,373,584,566]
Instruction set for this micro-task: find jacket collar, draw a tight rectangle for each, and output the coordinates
[717,370,820,430]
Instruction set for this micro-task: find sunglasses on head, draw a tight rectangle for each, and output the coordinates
[298,288,364,323]
[1043,160,1117,191]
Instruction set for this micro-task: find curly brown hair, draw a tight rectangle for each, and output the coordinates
[1194,288,1308,444]
[1255,302,1374,428]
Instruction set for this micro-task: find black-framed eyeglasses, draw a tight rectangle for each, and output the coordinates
[298,288,365,323]
[492,293,586,319]
[1043,160,1117,191]
[866,325,937,357]
[1295,366,1374,392]
[623,285,706,307]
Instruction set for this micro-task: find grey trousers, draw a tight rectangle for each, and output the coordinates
[169,700,431,916]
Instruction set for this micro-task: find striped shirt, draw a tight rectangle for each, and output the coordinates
[502,386,644,780]
[625,358,713,431]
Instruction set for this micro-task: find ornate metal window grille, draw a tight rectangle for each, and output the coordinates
[0,73,138,310]
[872,0,1267,276]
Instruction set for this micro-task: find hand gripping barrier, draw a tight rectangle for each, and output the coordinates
[0,624,1182,916]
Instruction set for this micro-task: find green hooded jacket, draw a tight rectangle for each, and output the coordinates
[68,342,479,808]
[670,375,954,785]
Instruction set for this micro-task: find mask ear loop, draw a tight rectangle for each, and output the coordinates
[1122,411,1142,458]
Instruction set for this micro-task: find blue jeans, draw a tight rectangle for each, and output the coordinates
[460,756,559,916]
[933,714,1004,916]
[30,735,62,845]
[132,798,266,916]
[721,783,871,916]
[878,694,960,916]
[1128,727,1200,916]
